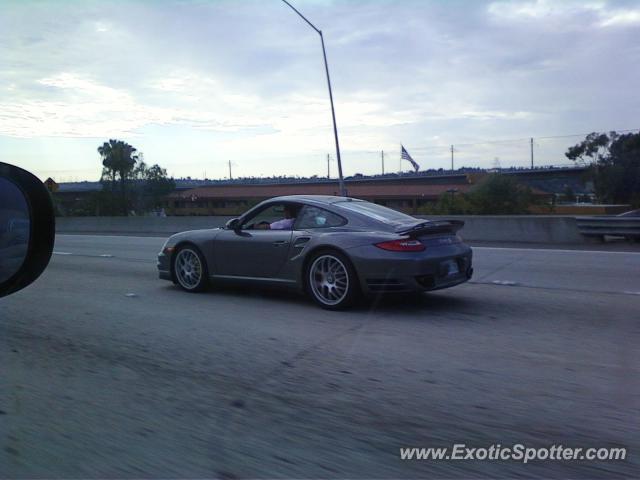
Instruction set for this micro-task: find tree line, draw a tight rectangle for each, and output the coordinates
[422,131,639,215]
[95,139,175,216]
[565,131,640,206]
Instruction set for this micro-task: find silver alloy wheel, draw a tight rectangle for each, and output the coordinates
[175,248,203,290]
[309,254,349,306]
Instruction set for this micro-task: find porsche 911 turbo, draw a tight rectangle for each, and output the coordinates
[158,195,473,309]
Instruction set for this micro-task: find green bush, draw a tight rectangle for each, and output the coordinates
[468,174,534,214]
[419,192,474,215]
[419,174,534,215]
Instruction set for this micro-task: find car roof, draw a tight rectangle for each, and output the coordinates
[267,195,360,206]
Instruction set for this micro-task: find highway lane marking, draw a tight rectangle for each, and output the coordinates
[470,280,640,297]
[473,246,640,255]
[54,251,115,259]
[52,252,154,264]
[56,234,168,240]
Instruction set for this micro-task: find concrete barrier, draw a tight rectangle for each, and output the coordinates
[56,216,234,236]
[57,214,587,244]
[416,215,585,244]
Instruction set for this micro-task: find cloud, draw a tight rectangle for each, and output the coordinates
[0,73,171,138]
[600,8,640,26]
[487,0,640,28]
[487,0,605,20]
[0,0,637,177]
[0,70,410,150]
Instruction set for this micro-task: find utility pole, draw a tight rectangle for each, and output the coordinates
[228,160,233,180]
[281,0,346,196]
[530,137,534,169]
[381,150,385,175]
[450,145,454,171]
[327,154,330,179]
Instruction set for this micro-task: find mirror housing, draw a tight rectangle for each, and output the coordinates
[0,162,55,298]
[225,218,240,231]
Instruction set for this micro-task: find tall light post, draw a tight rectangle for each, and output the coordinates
[281,0,346,196]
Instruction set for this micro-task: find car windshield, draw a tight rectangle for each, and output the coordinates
[335,200,416,223]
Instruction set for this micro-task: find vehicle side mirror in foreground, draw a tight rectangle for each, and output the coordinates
[0,162,55,298]
[225,218,240,231]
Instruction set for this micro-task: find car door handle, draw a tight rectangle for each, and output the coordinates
[273,240,289,247]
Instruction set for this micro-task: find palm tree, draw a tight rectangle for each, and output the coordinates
[97,139,138,215]
[98,140,117,193]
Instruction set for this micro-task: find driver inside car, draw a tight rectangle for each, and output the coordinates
[255,205,296,230]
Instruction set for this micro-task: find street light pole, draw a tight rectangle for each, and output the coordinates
[530,137,534,169]
[450,145,454,171]
[281,0,346,196]
[327,154,330,179]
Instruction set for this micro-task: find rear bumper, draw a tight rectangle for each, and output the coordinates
[347,243,473,294]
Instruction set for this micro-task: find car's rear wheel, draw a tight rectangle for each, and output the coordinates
[173,245,208,292]
[306,250,358,310]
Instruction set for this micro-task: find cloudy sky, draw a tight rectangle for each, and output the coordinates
[1,0,638,181]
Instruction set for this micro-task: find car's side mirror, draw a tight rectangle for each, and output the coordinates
[225,218,240,231]
[0,162,55,298]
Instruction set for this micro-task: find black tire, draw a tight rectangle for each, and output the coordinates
[305,249,359,310]
[172,245,209,293]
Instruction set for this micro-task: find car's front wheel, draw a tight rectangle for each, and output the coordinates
[306,250,358,310]
[173,245,208,292]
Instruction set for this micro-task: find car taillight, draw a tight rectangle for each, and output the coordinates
[374,238,425,252]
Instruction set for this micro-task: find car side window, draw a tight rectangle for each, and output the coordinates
[295,206,346,229]
[240,203,300,230]
[242,204,281,229]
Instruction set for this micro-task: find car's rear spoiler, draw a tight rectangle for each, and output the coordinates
[395,220,465,237]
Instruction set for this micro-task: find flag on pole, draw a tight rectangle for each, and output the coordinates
[401,145,420,172]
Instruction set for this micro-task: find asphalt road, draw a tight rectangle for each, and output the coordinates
[1,234,639,478]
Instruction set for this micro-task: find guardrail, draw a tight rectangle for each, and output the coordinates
[576,217,640,240]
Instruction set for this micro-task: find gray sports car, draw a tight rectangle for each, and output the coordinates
[157,195,473,309]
